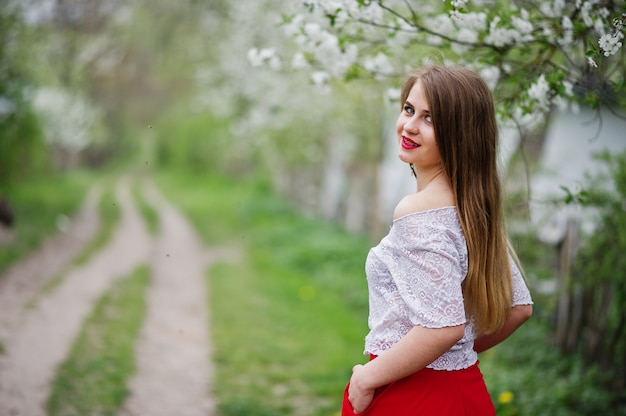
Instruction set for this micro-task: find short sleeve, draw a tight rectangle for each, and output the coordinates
[381,216,467,329]
[510,255,533,306]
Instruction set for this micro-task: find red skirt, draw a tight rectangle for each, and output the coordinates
[342,357,495,416]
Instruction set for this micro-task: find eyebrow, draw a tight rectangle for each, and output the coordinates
[405,100,430,114]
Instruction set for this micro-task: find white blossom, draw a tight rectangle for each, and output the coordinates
[303,22,322,39]
[484,13,535,46]
[283,14,305,37]
[587,56,598,68]
[563,80,574,96]
[558,16,574,46]
[33,88,98,151]
[511,10,533,41]
[540,0,565,18]
[594,17,607,36]
[426,13,455,39]
[363,53,394,79]
[311,70,329,85]
[599,32,624,56]
[291,52,309,69]
[347,1,384,25]
[452,27,478,54]
[542,26,554,38]
[311,71,331,93]
[485,16,519,47]
[553,80,576,111]
[598,7,610,19]
[289,20,359,78]
[479,66,500,91]
[318,0,343,15]
[463,12,488,31]
[388,17,417,47]
[527,74,551,112]
[449,10,487,30]
[386,87,401,103]
[580,1,595,27]
[511,105,546,131]
[255,48,281,70]
[449,10,464,24]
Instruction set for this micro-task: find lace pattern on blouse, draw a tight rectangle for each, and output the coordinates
[363,206,532,371]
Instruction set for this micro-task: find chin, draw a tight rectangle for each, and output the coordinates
[398,153,412,165]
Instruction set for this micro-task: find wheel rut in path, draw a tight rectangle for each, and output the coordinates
[120,181,217,416]
[0,187,101,335]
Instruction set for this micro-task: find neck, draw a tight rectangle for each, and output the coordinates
[414,166,448,192]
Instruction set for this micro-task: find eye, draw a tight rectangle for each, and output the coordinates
[424,114,432,123]
[403,105,415,115]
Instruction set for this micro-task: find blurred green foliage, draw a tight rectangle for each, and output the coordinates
[0,170,93,275]
[0,5,49,185]
[152,111,238,176]
[481,320,619,416]
[570,150,626,402]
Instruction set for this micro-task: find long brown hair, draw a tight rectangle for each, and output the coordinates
[400,65,513,334]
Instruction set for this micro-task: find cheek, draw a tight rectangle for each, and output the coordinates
[424,125,436,140]
[395,118,404,135]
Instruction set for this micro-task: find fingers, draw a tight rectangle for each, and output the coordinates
[348,381,375,414]
[349,394,373,414]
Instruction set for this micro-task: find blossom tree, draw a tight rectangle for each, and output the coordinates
[244,1,626,233]
[257,0,625,134]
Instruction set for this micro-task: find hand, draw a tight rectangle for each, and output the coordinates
[348,364,375,414]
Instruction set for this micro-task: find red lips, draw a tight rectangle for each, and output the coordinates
[401,136,420,149]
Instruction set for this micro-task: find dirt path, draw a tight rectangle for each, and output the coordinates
[0,177,220,416]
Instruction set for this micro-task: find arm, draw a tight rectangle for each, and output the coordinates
[473,304,533,353]
[348,324,465,414]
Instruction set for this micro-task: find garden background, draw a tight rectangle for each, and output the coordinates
[1,1,625,415]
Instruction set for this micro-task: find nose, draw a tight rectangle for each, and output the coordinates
[403,115,419,135]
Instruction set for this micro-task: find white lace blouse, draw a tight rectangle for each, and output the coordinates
[363,206,533,371]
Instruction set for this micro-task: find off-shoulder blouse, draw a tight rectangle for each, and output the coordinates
[363,206,533,371]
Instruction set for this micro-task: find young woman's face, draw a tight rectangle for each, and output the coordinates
[396,80,441,170]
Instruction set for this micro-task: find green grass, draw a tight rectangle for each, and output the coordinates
[209,259,365,415]
[480,319,623,416]
[133,182,159,236]
[46,265,150,416]
[0,170,94,275]
[156,171,260,245]
[72,182,120,266]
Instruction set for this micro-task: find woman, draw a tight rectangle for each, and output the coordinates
[342,65,533,415]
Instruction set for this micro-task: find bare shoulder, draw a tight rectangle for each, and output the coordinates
[393,190,455,220]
